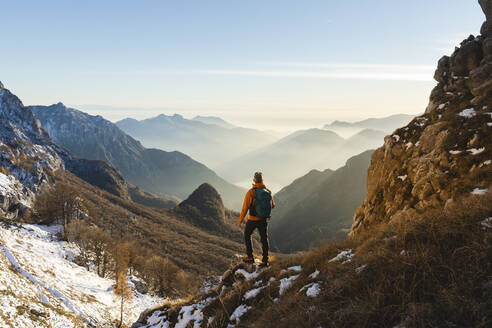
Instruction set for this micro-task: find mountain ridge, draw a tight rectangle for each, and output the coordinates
[30,103,245,209]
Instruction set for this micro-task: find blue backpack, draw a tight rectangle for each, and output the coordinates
[250,188,272,219]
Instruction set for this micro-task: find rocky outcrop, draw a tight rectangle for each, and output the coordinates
[174,183,228,232]
[350,2,492,235]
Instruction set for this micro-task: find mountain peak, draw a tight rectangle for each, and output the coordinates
[0,81,3,90]
[178,183,225,221]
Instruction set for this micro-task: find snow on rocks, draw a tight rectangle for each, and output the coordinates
[279,274,300,295]
[306,283,321,297]
[480,217,492,229]
[244,286,267,300]
[309,270,320,279]
[175,297,216,328]
[397,175,407,181]
[229,304,252,324]
[467,147,485,155]
[471,188,488,195]
[146,311,169,327]
[405,142,413,150]
[280,265,302,274]
[458,108,476,118]
[449,150,462,155]
[235,268,260,281]
[392,135,400,142]
[355,264,368,274]
[300,282,322,297]
[328,249,354,264]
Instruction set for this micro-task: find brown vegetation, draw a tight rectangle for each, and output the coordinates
[139,193,491,327]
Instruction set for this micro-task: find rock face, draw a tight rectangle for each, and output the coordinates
[350,3,492,235]
[480,0,492,21]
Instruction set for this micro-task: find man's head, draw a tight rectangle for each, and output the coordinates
[254,172,263,184]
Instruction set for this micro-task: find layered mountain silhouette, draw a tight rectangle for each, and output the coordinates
[192,115,236,129]
[217,128,381,189]
[116,113,277,168]
[270,150,373,252]
[30,104,245,209]
[323,114,416,137]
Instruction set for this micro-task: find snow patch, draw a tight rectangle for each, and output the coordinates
[355,264,367,274]
[309,270,320,279]
[458,108,476,118]
[397,175,407,181]
[175,297,216,328]
[471,188,488,195]
[449,150,462,155]
[306,283,321,297]
[279,274,300,295]
[467,147,485,155]
[229,304,251,323]
[328,249,354,264]
[235,269,259,281]
[244,286,266,300]
[480,217,492,229]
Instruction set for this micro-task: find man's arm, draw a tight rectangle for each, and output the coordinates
[238,190,252,226]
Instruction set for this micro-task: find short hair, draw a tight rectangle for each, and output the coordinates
[254,172,263,183]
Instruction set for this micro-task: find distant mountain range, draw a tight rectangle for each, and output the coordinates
[192,115,236,129]
[116,114,277,168]
[216,128,384,189]
[323,114,416,138]
[270,150,373,252]
[30,104,245,210]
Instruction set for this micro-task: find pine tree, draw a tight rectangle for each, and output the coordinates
[114,271,131,327]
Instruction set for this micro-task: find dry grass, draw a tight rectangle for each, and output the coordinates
[246,193,492,328]
[148,192,491,327]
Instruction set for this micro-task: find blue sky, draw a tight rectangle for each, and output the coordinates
[0,0,484,131]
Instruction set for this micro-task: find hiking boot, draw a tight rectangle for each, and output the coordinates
[242,256,254,263]
[258,261,269,268]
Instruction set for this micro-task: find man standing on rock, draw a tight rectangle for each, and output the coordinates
[238,172,275,267]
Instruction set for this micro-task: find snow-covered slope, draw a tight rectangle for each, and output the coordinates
[0,223,162,327]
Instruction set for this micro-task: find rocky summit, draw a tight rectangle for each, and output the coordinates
[350,2,492,235]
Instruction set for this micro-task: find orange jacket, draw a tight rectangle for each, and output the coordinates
[238,182,275,224]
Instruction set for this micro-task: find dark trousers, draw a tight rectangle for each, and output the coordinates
[244,219,269,262]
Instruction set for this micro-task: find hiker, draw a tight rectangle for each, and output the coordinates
[238,172,275,267]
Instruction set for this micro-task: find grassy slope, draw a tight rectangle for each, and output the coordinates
[59,171,245,277]
[134,191,492,328]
